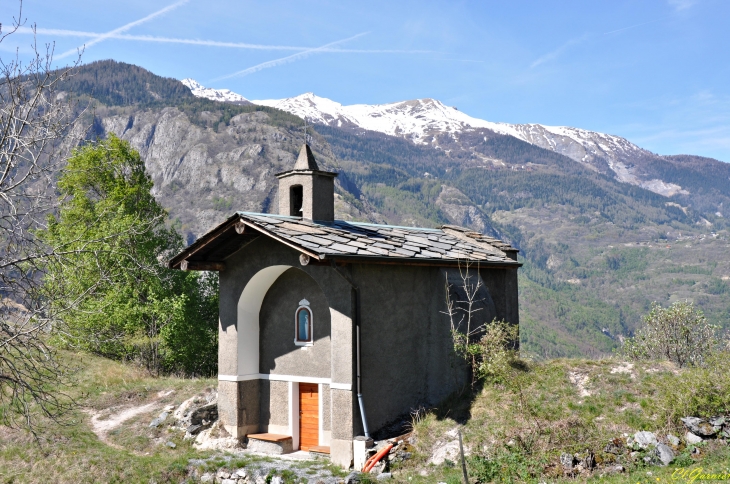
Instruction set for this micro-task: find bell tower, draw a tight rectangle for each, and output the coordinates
[275,144,338,221]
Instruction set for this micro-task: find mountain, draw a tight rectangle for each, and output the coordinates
[249,92,680,197]
[181,78,251,105]
[188,80,730,221]
[52,62,730,359]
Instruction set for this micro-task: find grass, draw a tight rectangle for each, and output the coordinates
[0,351,353,483]
[395,357,730,483]
[3,352,729,483]
[0,350,217,483]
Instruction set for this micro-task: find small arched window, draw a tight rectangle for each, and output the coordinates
[295,299,313,346]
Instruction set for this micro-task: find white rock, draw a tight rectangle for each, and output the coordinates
[427,440,460,465]
[685,432,703,445]
[194,421,242,451]
[633,431,658,449]
[654,444,675,466]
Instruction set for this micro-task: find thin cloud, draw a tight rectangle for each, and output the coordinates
[530,34,589,69]
[210,32,369,82]
[17,26,431,54]
[668,0,698,11]
[55,0,189,59]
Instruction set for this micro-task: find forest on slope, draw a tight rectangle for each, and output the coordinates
[58,60,730,358]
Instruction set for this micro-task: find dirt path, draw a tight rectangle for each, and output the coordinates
[86,390,173,450]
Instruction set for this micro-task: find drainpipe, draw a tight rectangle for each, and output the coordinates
[331,260,370,438]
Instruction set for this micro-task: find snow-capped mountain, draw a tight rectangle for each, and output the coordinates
[183,80,686,197]
[181,79,250,105]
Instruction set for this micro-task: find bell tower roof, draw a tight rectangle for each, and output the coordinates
[293,144,319,170]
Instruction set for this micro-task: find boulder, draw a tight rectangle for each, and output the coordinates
[685,432,703,445]
[666,434,680,447]
[632,431,658,449]
[654,444,675,466]
[149,411,169,428]
[604,465,625,474]
[681,417,720,437]
[190,403,219,426]
[376,473,393,480]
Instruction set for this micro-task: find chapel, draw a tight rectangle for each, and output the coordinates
[170,144,521,467]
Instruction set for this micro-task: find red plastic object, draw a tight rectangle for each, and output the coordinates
[362,443,394,473]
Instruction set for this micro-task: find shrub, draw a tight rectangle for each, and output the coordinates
[652,350,730,423]
[621,301,718,367]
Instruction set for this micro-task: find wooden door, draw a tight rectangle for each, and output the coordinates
[298,383,318,451]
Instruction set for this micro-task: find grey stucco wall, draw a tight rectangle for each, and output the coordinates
[480,268,520,327]
[352,263,465,435]
[260,380,289,432]
[259,268,331,377]
[217,237,355,442]
[351,264,517,435]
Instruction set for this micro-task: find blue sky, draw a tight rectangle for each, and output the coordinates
[3,0,729,162]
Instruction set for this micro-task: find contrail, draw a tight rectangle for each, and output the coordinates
[603,17,668,36]
[18,26,430,54]
[211,32,369,82]
[530,35,589,68]
[55,0,189,59]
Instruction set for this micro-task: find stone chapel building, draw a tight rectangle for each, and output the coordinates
[170,144,521,467]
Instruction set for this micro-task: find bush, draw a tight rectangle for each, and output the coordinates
[621,301,719,367]
[475,320,520,383]
[652,350,730,422]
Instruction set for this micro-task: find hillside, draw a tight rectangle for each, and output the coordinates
[53,60,730,358]
[2,351,729,483]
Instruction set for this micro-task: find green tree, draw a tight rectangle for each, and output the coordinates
[38,134,217,375]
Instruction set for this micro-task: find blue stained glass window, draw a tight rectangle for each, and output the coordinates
[297,308,311,342]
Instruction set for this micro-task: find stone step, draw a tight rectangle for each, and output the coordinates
[309,445,331,459]
[246,433,294,454]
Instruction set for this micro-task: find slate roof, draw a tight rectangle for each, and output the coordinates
[169,212,520,269]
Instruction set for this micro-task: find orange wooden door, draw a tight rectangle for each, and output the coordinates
[298,383,319,450]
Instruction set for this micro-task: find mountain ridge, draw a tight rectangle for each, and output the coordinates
[186,81,703,199]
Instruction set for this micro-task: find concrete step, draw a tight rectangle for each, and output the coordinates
[247,433,294,454]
